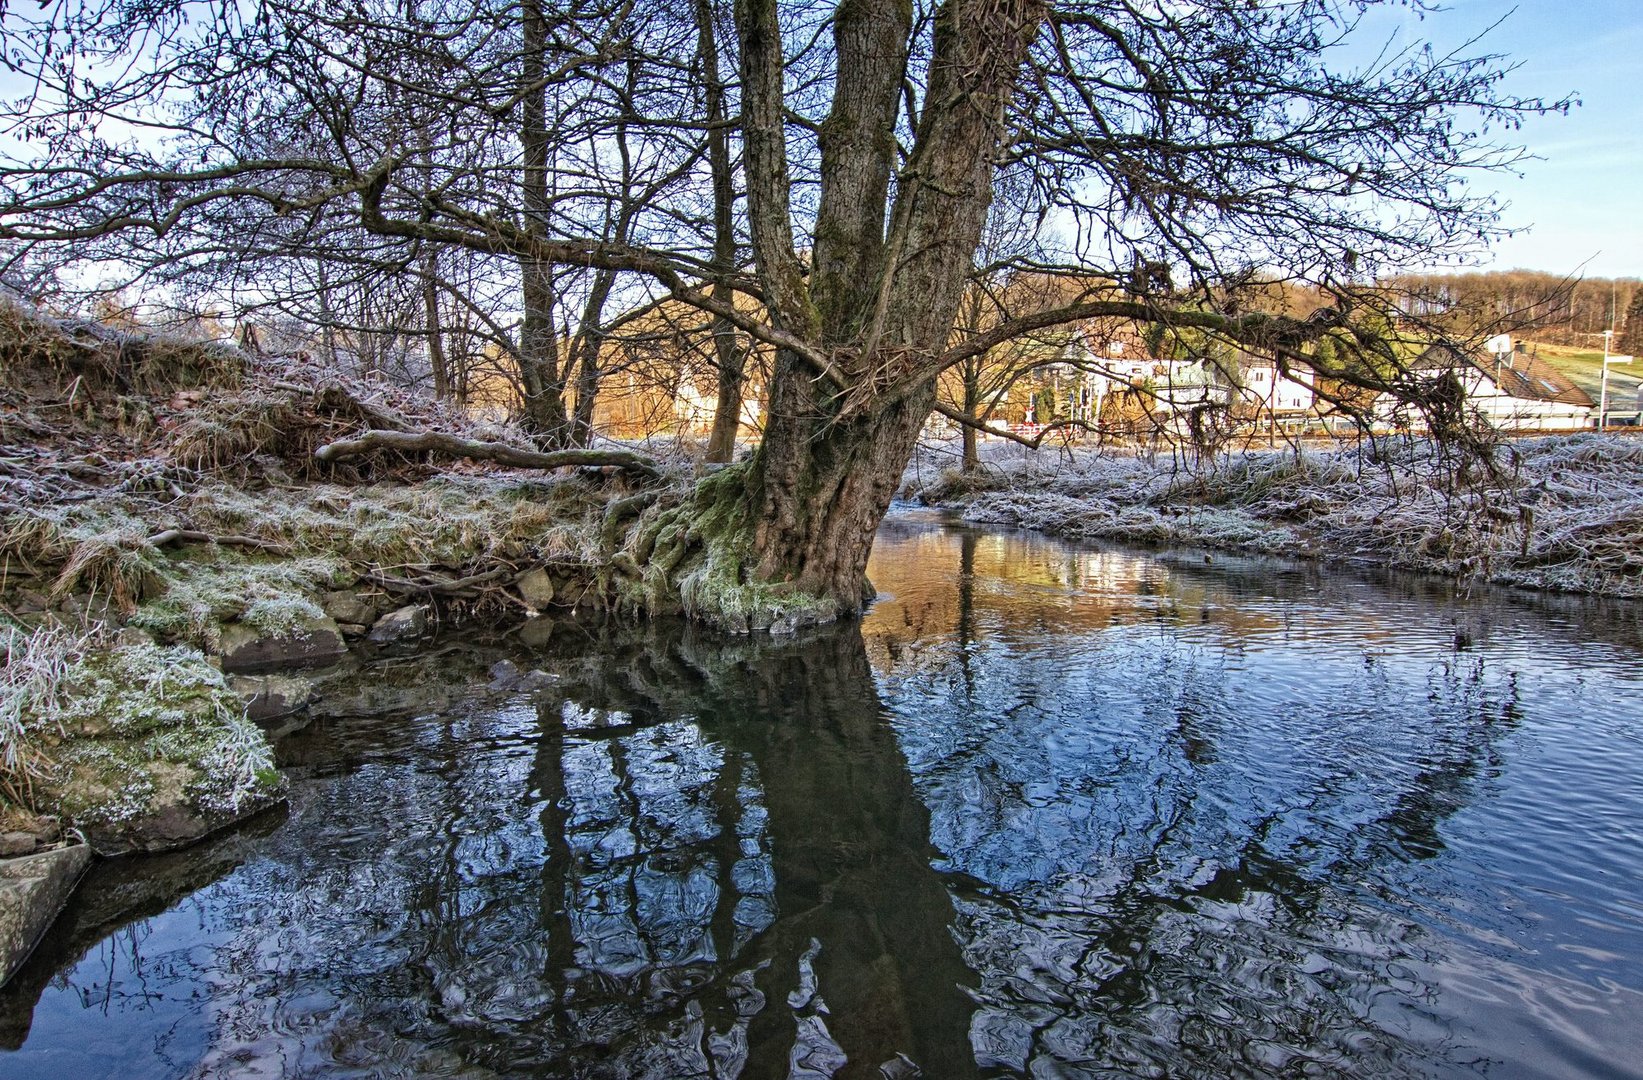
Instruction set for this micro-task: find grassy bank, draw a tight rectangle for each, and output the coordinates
[0,298,681,847]
[908,435,1643,598]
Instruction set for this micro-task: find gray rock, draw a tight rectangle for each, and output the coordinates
[516,669,556,691]
[114,626,154,648]
[487,660,557,692]
[487,659,521,689]
[218,615,347,674]
[516,568,555,610]
[0,844,92,988]
[78,786,285,857]
[368,604,429,645]
[320,589,381,627]
[0,834,36,858]
[229,673,316,725]
[336,622,369,638]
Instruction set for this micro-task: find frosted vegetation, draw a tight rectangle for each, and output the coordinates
[0,625,277,830]
[909,435,1643,598]
[0,298,636,831]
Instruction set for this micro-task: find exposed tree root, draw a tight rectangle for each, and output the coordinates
[604,464,847,634]
[365,565,514,598]
[314,429,662,479]
[146,529,291,554]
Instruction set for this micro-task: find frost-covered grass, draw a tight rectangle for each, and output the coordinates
[1,625,278,830]
[128,552,347,646]
[180,475,608,569]
[2,471,616,648]
[0,622,84,807]
[909,434,1643,597]
[1,502,169,610]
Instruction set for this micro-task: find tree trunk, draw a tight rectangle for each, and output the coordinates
[567,269,615,447]
[960,359,981,473]
[749,370,936,613]
[517,255,571,441]
[422,255,450,400]
[704,314,746,463]
[517,0,571,445]
[699,0,747,465]
[629,0,1043,632]
[735,0,1039,610]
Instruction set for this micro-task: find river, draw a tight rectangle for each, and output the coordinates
[3,508,1642,1078]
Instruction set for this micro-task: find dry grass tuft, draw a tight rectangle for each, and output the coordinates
[1,622,90,808]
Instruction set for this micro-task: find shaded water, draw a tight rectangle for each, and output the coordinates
[4,509,1643,1078]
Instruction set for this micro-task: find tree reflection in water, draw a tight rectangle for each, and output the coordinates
[522,622,981,1079]
[4,515,1643,1078]
[864,516,1639,1078]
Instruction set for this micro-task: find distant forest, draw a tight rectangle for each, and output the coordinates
[1384,271,1639,348]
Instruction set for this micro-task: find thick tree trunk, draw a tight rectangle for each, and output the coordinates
[633,0,1044,632]
[517,255,571,441]
[737,0,1040,608]
[749,368,936,613]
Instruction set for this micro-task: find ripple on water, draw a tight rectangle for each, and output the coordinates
[3,513,1642,1078]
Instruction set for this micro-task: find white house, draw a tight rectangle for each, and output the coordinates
[1380,339,1593,432]
[1237,361,1315,415]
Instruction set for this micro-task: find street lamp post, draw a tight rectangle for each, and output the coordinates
[1599,329,1634,430]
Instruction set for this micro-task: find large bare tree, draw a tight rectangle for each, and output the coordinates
[0,0,1561,629]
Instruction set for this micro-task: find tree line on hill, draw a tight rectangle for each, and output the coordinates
[1382,271,1639,349]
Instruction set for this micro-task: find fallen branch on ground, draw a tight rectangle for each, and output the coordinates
[314,430,662,479]
[146,529,292,554]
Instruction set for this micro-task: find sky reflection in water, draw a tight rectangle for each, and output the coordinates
[3,508,1642,1079]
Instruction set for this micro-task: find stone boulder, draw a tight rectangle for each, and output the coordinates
[487,659,557,692]
[319,589,382,628]
[217,614,346,674]
[228,673,316,725]
[0,844,92,988]
[27,643,288,856]
[515,568,556,610]
[368,603,429,646]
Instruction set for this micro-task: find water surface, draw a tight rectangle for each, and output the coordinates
[3,509,1642,1078]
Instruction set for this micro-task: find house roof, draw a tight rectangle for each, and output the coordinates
[1420,344,1594,407]
[1487,355,1595,407]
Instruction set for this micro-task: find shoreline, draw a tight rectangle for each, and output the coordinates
[904,434,1643,602]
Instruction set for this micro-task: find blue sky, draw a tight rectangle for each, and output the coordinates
[1374,0,1643,278]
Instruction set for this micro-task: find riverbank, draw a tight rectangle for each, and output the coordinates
[905,435,1643,599]
[6,512,1642,1076]
[6,294,1640,987]
[0,300,692,979]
